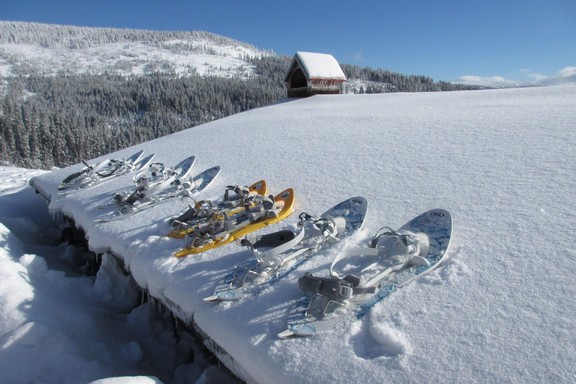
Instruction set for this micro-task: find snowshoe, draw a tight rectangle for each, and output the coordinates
[278,208,453,338]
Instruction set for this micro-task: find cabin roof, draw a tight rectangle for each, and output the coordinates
[285,52,346,82]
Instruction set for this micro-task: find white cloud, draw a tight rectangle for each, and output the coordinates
[558,66,576,77]
[454,75,520,88]
[536,66,576,85]
[458,75,506,83]
[349,50,365,64]
[520,69,547,81]
[455,66,576,88]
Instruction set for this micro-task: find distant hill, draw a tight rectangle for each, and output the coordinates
[0,21,270,79]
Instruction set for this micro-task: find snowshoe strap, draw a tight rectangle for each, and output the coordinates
[120,174,174,206]
[170,176,195,194]
[134,175,149,189]
[255,228,306,260]
[312,215,338,238]
[170,220,189,232]
[370,227,394,248]
[370,227,426,258]
[373,229,418,254]
[244,214,337,266]
[95,159,122,177]
[297,213,340,244]
[257,246,309,270]
[248,212,341,269]
[123,190,145,205]
[148,162,166,177]
[224,185,251,204]
[298,273,376,302]
[186,232,216,249]
[329,229,431,289]
[148,174,177,194]
[249,194,275,210]
[363,231,430,287]
[241,230,296,249]
[170,199,213,227]
[329,247,379,279]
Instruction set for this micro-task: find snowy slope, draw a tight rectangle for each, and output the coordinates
[16,84,576,383]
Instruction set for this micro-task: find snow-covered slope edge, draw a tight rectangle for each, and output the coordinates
[0,171,236,383]
[29,85,576,384]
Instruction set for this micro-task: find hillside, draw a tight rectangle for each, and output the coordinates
[22,84,576,384]
[0,21,269,78]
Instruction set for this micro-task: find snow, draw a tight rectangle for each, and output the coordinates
[2,84,576,383]
[0,169,238,383]
[294,52,347,80]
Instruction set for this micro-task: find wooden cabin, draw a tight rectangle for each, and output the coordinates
[284,52,347,97]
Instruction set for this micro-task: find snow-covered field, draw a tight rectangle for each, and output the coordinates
[2,84,576,383]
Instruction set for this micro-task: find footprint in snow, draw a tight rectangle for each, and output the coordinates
[350,319,412,360]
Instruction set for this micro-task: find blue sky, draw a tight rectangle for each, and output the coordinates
[2,0,575,83]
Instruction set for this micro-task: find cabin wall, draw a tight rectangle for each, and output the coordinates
[284,54,347,97]
[286,79,345,97]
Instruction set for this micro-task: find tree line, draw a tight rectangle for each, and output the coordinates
[340,64,477,92]
[0,67,284,168]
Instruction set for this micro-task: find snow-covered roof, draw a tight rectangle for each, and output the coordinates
[291,51,346,80]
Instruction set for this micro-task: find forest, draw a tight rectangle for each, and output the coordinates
[1,60,286,168]
[1,22,480,169]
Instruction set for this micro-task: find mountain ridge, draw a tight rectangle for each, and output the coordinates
[0,20,262,49]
